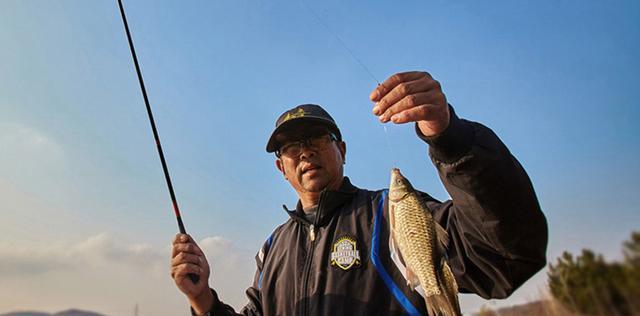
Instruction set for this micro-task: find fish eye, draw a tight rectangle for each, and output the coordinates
[395,179,403,185]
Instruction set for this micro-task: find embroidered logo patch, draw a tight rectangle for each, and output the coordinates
[282,108,305,123]
[330,236,361,270]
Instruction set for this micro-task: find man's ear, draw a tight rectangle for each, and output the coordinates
[339,141,347,164]
[275,158,288,180]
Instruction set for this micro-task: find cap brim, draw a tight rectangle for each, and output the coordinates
[266,117,341,153]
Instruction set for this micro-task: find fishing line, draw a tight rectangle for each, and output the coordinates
[300,0,381,85]
[381,125,398,166]
[300,0,398,166]
[116,0,199,283]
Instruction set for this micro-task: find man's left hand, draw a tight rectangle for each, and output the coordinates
[370,71,450,137]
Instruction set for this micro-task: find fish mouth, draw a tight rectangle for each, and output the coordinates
[389,167,413,202]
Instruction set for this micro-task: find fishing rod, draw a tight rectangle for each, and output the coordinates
[116,0,199,284]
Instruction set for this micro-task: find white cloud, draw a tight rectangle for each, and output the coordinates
[74,233,165,270]
[0,233,256,314]
[0,233,251,279]
[200,236,242,268]
[0,123,66,196]
[0,233,162,278]
[0,123,64,161]
[198,236,256,309]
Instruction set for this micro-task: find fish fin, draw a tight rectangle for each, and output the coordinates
[435,222,450,251]
[441,261,461,315]
[405,266,420,289]
[425,293,459,316]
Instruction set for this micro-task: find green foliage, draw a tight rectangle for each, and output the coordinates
[623,232,640,310]
[548,231,640,316]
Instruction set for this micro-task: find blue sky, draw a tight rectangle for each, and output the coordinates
[1,0,639,314]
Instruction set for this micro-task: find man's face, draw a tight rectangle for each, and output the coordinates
[275,124,346,195]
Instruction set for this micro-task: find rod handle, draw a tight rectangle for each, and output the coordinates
[177,218,200,285]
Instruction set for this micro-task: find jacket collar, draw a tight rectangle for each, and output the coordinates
[283,177,358,227]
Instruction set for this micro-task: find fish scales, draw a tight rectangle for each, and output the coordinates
[389,168,461,316]
[394,191,441,294]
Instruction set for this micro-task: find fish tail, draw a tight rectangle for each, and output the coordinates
[425,293,458,316]
[441,261,461,315]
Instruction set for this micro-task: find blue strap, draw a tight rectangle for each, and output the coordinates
[371,190,422,316]
[258,233,275,290]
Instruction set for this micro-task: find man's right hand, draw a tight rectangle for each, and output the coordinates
[171,233,214,314]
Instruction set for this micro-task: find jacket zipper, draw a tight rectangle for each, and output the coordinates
[300,192,324,316]
[309,224,316,241]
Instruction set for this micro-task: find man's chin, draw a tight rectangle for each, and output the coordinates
[301,179,329,192]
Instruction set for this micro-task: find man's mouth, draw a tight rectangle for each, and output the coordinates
[301,164,321,174]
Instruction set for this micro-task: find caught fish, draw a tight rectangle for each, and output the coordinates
[388,168,461,316]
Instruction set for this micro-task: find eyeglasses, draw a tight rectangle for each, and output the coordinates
[276,133,338,158]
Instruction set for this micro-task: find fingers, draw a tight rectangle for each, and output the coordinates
[170,243,209,282]
[372,77,432,117]
[370,71,431,102]
[170,234,210,299]
[377,88,443,123]
[389,104,440,124]
[371,75,442,118]
[171,251,205,268]
[171,262,204,280]
[370,71,447,125]
[172,242,205,258]
[173,233,193,244]
[172,234,204,258]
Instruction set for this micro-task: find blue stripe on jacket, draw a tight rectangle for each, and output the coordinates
[371,189,422,316]
[258,233,274,290]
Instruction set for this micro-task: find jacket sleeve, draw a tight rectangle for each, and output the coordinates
[190,249,266,316]
[418,105,548,299]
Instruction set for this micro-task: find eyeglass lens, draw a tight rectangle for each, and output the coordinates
[280,134,333,157]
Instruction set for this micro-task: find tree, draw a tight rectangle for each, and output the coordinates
[548,231,640,316]
[622,232,640,314]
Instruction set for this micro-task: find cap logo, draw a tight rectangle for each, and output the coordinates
[282,108,306,123]
[330,236,361,271]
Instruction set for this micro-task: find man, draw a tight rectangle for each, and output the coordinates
[170,71,548,315]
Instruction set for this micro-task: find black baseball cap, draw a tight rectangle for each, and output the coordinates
[266,104,342,153]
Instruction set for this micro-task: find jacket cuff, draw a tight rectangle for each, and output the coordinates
[415,104,474,163]
[190,288,219,316]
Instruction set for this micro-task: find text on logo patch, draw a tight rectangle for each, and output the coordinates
[330,236,361,270]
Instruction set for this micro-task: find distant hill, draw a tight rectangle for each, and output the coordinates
[54,310,106,316]
[1,309,106,316]
[0,312,49,316]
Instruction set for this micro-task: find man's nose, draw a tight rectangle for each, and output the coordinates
[299,143,316,160]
